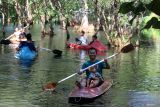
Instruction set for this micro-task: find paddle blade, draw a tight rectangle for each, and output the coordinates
[52,49,62,55]
[43,82,57,91]
[121,43,134,53]
[0,39,11,45]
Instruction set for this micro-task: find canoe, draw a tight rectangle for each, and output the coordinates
[68,79,113,104]
[68,43,90,50]
[15,46,37,60]
[67,40,107,52]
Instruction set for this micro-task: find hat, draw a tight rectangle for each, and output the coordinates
[88,48,97,55]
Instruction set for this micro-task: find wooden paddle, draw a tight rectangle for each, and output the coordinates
[43,43,135,91]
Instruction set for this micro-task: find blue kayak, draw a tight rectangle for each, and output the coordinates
[15,46,37,60]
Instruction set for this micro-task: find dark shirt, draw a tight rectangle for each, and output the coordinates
[19,41,36,51]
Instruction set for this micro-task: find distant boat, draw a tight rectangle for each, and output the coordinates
[67,40,107,52]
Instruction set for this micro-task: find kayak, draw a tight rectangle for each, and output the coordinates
[67,40,107,52]
[89,40,107,52]
[68,43,90,50]
[15,46,37,60]
[68,79,113,104]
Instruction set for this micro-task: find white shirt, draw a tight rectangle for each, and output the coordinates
[79,35,88,45]
[14,31,21,39]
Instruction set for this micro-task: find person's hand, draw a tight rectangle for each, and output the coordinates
[104,59,108,63]
[16,47,20,51]
[78,71,83,75]
[104,59,110,69]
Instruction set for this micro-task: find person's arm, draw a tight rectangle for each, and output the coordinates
[16,41,23,51]
[86,37,89,45]
[16,47,20,51]
[89,40,94,45]
[78,63,86,75]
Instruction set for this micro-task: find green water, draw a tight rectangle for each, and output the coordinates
[0,25,160,107]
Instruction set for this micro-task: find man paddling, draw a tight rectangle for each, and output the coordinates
[77,48,110,88]
[15,33,37,60]
[16,33,37,52]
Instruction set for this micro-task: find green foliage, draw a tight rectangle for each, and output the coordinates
[119,2,134,14]
[141,28,160,39]
[146,0,160,16]
[133,2,146,15]
[142,17,160,29]
[119,0,160,29]
[119,0,160,18]
[98,0,112,8]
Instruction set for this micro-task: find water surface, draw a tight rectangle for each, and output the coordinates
[0,25,160,107]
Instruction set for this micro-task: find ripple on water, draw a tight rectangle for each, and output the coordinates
[128,90,160,107]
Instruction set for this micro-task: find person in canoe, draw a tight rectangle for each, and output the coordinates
[8,27,27,44]
[88,34,107,52]
[77,48,110,88]
[15,33,37,60]
[89,34,98,45]
[75,30,88,46]
[8,27,22,44]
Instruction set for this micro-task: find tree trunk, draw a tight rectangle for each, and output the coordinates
[26,0,32,19]
[1,13,5,35]
[81,0,89,32]
[40,15,46,35]
[93,0,100,32]
[14,0,23,26]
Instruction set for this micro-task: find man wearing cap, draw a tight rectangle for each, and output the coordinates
[77,48,110,88]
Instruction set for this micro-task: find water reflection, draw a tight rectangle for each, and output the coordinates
[79,50,86,60]
[128,91,160,107]
[17,59,34,68]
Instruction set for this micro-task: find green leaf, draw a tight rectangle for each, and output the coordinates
[133,2,146,15]
[119,1,135,14]
[142,17,160,29]
[146,0,160,16]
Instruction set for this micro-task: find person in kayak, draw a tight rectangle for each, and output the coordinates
[88,34,107,52]
[86,66,104,88]
[89,34,98,45]
[15,33,37,60]
[75,31,88,46]
[8,27,22,44]
[16,33,37,52]
[77,48,110,88]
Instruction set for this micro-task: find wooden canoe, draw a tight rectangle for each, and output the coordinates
[68,79,113,104]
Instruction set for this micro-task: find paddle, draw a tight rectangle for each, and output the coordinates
[0,39,11,45]
[43,43,134,91]
[40,47,62,56]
